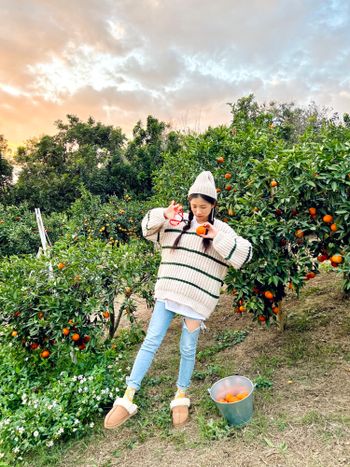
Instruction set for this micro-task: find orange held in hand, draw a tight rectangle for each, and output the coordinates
[196,225,208,236]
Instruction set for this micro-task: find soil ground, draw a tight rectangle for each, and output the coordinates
[53,269,350,467]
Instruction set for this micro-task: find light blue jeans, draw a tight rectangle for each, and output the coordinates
[126,300,202,391]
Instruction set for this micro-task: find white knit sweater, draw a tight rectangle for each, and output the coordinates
[142,208,253,319]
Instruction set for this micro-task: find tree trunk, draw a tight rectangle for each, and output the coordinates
[276,301,287,331]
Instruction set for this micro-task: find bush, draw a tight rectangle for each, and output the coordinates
[0,237,159,360]
[0,325,144,463]
[0,203,67,257]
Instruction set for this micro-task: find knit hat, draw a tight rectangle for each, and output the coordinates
[188,171,217,200]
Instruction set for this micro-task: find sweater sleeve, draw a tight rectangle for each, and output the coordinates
[212,223,253,270]
[141,208,167,243]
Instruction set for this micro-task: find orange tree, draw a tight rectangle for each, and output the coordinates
[0,236,158,362]
[152,99,349,328]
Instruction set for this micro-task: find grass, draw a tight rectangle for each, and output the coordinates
[23,270,350,467]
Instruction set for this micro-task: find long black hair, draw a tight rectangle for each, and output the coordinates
[171,193,217,252]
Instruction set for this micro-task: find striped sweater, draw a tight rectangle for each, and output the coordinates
[142,208,253,320]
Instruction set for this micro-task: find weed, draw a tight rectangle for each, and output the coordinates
[197,329,248,361]
[254,375,273,389]
[197,416,235,441]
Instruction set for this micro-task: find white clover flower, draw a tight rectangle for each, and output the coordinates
[57,427,64,435]
[33,403,38,409]
[84,387,88,392]
[115,388,119,392]
[48,404,53,410]
[74,419,79,425]
[78,388,82,393]
[126,366,130,371]
[72,376,78,381]
[96,395,101,401]
[78,375,84,380]
[4,419,10,425]
[88,376,93,381]
[89,422,94,428]
[13,447,20,454]
[33,430,39,438]
[46,440,54,447]
[80,377,86,384]
[17,427,25,434]
[108,365,113,369]
[0,453,5,459]
[72,428,77,433]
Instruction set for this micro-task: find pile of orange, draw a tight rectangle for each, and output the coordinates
[216,390,249,403]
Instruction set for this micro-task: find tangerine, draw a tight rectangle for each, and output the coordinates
[41,350,50,358]
[216,156,224,163]
[323,214,333,223]
[62,328,70,336]
[330,223,337,232]
[71,333,80,342]
[309,207,317,216]
[264,291,274,300]
[330,254,343,264]
[271,180,278,187]
[196,225,207,236]
[57,262,65,270]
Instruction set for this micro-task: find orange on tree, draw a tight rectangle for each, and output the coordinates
[258,316,266,322]
[309,207,317,216]
[224,173,232,179]
[323,214,333,223]
[216,156,224,163]
[264,291,274,300]
[57,262,65,270]
[216,187,221,193]
[270,180,278,187]
[317,254,327,262]
[62,327,70,336]
[272,306,280,314]
[30,342,39,350]
[103,311,110,319]
[83,335,91,343]
[71,333,80,342]
[330,223,337,232]
[225,185,232,191]
[40,350,50,358]
[11,330,18,337]
[330,254,343,264]
[295,229,304,238]
[239,305,246,312]
[78,343,86,351]
[306,272,316,280]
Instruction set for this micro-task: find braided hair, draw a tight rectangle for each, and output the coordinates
[171,193,217,252]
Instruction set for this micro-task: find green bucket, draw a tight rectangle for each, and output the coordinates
[208,375,255,426]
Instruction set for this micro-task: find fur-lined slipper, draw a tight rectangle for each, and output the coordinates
[170,397,191,427]
[104,397,138,429]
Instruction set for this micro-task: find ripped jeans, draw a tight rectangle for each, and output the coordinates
[126,299,202,391]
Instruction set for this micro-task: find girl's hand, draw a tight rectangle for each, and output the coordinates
[199,223,219,239]
[164,200,183,220]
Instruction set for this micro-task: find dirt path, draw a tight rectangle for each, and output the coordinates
[58,270,350,467]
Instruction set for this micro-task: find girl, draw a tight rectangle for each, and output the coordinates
[104,171,253,429]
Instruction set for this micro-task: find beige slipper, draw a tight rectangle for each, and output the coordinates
[104,397,138,429]
[170,397,191,427]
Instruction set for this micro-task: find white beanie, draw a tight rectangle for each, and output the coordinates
[188,171,217,200]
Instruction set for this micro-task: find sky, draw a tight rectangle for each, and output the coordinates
[1,0,350,150]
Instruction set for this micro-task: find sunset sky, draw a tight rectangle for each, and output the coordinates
[1,0,350,150]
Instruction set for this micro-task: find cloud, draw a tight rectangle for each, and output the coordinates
[1,0,350,145]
